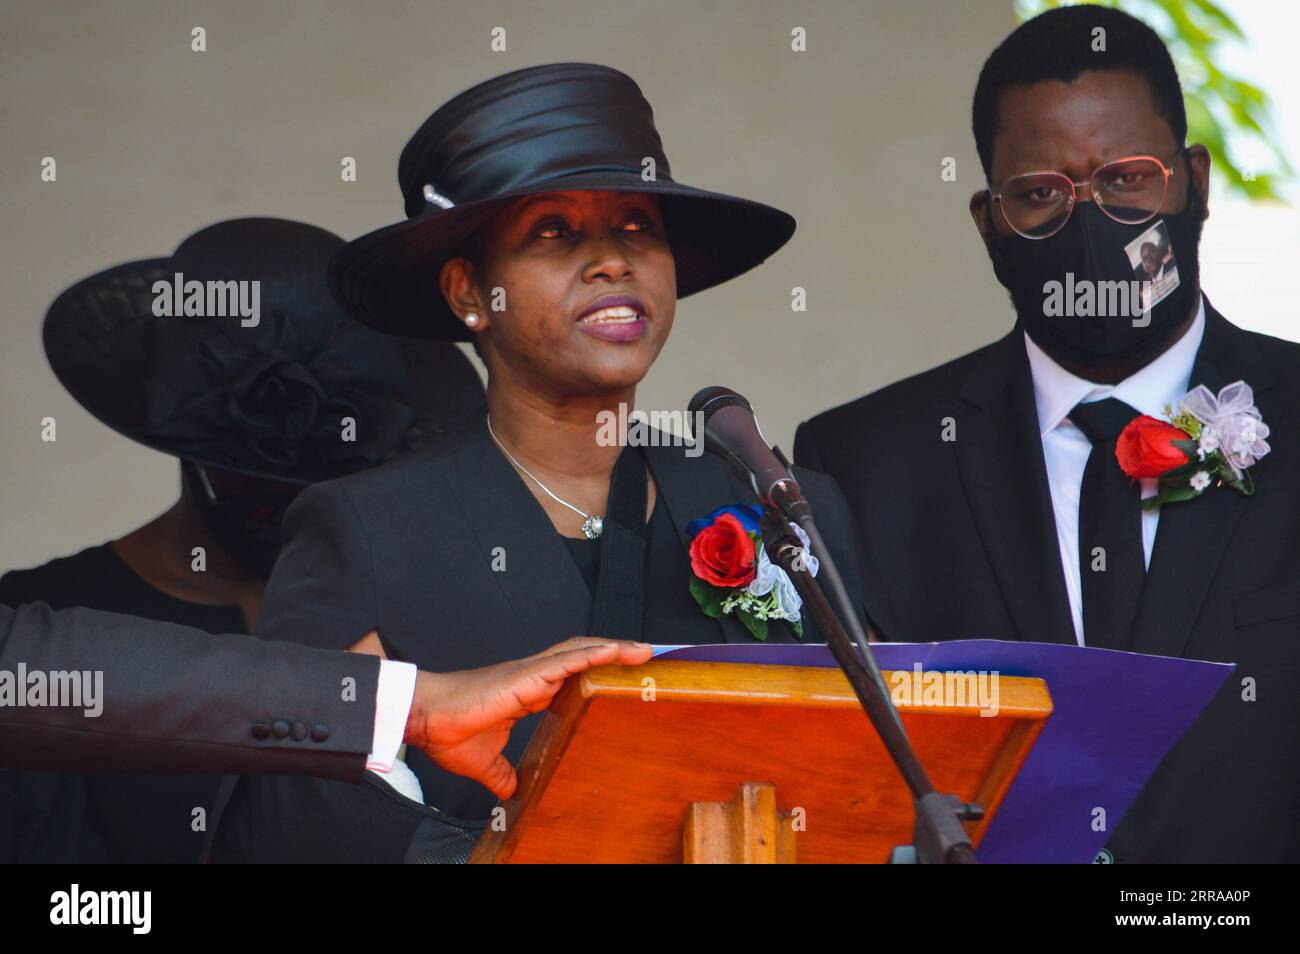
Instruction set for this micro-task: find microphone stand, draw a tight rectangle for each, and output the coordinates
[756,459,981,864]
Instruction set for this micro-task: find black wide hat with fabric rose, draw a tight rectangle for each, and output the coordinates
[42,217,485,485]
[328,62,797,340]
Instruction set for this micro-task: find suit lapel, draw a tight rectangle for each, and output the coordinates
[644,439,756,643]
[1129,303,1278,658]
[954,332,1077,644]
[429,418,593,650]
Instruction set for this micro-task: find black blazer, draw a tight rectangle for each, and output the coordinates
[795,302,1300,863]
[0,602,378,778]
[209,417,891,863]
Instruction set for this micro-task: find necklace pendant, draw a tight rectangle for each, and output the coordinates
[582,515,604,539]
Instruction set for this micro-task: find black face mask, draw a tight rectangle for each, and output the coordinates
[183,462,290,578]
[987,170,1206,370]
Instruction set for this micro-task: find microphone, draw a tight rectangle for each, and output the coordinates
[688,386,801,508]
[685,387,976,862]
[688,383,888,699]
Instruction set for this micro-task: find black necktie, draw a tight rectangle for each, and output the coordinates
[1070,398,1145,650]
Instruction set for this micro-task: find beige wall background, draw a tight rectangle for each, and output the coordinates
[0,0,1014,571]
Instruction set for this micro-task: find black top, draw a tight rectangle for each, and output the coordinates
[561,489,671,597]
[209,416,895,863]
[0,543,246,863]
[561,531,602,595]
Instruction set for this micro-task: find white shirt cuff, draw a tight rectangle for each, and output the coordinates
[365,660,418,772]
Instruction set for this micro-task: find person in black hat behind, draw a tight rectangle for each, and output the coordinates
[208,63,896,863]
[0,217,485,863]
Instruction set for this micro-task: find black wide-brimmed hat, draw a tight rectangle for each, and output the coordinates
[329,62,797,340]
[43,217,485,484]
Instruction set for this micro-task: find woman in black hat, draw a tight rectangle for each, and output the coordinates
[0,218,485,863]
[210,64,894,863]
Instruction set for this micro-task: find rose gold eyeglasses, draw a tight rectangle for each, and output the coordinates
[990,151,1182,239]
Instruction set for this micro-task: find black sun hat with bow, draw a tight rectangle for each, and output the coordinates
[42,217,485,484]
[328,62,797,340]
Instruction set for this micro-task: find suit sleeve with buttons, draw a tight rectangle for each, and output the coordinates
[0,601,380,780]
[207,478,449,863]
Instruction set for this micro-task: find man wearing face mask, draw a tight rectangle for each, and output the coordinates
[796,5,1300,863]
[0,218,486,863]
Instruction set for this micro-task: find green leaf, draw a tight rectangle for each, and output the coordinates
[1160,461,1202,480]
[1143,483,1203,510]
[1159,0,1216,49]
[1161,439,1203,476]
[689,576,725,619]
[1184,0,1245,39]
[1212,457,1237,480]
[738,611,769,642]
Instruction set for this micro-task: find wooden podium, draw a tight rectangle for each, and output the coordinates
[470,658,1052,863]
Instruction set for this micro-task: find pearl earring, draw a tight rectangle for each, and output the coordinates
[465,313,480,327]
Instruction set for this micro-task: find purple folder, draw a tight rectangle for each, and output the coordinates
[654,640,1232,863]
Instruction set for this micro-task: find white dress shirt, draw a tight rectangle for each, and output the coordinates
[1023,297,1206,646]
[367,659,418,771]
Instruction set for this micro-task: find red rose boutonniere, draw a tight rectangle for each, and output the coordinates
[689,512,757,588]
[1116,416,1192,478]
[686,503,819,641]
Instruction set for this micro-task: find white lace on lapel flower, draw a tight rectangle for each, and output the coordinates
[747,522,819,621]
[1179,381,1271,480]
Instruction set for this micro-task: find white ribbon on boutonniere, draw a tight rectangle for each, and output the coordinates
[746,522,819,622]
[1179,381,1272,479]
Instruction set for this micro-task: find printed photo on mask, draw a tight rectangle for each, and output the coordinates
[1125,220,1180,311]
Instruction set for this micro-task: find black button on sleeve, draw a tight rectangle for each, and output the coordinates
[290,721,308,741]
[310,723,330,743]
[251,721,271,740]
[271,719,290,739]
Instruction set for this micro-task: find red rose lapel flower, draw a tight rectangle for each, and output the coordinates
[1115,415,1191,479]
[688,512,757,588]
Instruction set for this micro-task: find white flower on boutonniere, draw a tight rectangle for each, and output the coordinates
[1180,381,1271,480]
[1196,429,1219,460]
[746,523,819,621]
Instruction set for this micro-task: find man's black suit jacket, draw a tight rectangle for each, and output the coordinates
[795,302,1300,862]
[0,602,379,779]
[208,415,892,863]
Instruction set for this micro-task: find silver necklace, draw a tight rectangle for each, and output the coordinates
[487,416,604,539]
